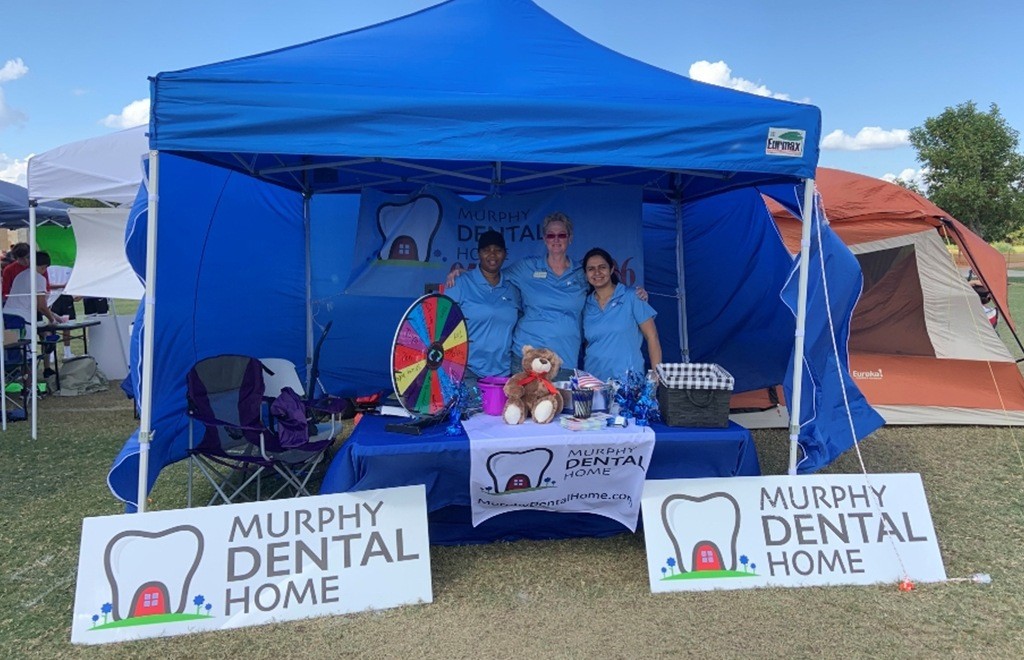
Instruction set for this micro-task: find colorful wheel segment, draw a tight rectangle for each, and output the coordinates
[391,294,469,415]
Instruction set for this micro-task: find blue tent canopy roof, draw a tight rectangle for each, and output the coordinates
[150,0,821,200]
[0,180,70,228]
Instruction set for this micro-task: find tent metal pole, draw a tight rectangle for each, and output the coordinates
[107,297,131,377]
[673,184,689,362]
[29,203,38,439]
[787,178,816,475]
[137,150,160,513]
[304,194,313,394]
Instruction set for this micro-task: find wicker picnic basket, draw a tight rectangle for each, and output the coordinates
[656,363,735,427]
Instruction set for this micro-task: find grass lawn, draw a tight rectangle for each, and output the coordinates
[1,291,1023,658]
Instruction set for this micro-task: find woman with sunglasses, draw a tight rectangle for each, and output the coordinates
[501,211,586,380]
[581,247,662,381]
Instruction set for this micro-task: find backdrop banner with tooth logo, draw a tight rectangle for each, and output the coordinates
[70,486,432,645]
[345,185,643,297]
[465,414,655,530]
[641,474,946,592]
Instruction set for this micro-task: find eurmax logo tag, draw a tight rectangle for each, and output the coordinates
[765,128,806,157]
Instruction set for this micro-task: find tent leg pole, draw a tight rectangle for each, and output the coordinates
[674,196,689,362]
[788,178,816,475]
[29,203,38,440]
[137,151,160,513]
[303,195,313,395]
[108,297,130,376]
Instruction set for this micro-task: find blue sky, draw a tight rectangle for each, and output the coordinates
[2,0,1022,188]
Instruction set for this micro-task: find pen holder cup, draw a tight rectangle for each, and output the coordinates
[571,389,594,419]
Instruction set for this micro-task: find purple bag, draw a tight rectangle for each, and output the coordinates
[270,386,313,448]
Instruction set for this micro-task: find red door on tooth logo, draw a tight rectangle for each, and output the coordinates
[506,474,530,491]
[132,582,170,617]
[693,542,723,571]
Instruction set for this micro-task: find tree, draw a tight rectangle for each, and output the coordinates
[891,177,924,196]
[909,101,1024,241]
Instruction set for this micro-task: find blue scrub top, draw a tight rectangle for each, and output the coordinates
[506,255,587,369]
[446,267,521,377]
[583,283,656,381]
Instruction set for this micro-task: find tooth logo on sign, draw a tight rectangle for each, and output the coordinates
[87,525,215,631]
[485,448,555,493]
[659,492,758,581]
[376,195,443,262]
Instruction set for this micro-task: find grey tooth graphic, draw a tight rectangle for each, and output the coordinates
[486,448,554,493]
[377,195,443,261]
[104,525,204,621]
[661,492,740,572]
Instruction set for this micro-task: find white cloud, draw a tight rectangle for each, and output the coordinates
[71,88,89,97]
[101,98,150,129]
[0,58,29,130]
[688,60,795,101]
[0,58,28,83]
[881,167,929,193]
[0,152,29,186]
[821,127,910,151]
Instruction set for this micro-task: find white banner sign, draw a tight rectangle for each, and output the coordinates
[466,414,655,530]
[71,486,432,645]
[641,474,945,592]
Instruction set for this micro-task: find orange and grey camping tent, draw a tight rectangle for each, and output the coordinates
[736,167,1024,426]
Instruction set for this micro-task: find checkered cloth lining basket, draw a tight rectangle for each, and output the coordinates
[656,363,734,427]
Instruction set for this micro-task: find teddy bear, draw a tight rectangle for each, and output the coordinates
[502,345,564,425]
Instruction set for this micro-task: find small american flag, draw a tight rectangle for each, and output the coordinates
[573,369,605,389]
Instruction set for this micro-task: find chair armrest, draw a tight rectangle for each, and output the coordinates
[308,396,355,418]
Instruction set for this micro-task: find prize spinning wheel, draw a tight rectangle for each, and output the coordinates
[391,294,469,415]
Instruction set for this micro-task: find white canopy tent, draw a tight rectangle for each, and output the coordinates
[12,126,148,436]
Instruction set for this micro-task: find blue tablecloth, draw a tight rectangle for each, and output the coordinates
[321,414,760,544]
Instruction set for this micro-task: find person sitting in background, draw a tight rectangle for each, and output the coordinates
[4,251,64,326]
[444,230,521,389]
[1,243,31,302]
[3,252,66,376]
[581,247,662,381]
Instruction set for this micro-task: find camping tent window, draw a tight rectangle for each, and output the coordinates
[850,246,935,357]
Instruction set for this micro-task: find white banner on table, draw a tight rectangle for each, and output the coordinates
[71,486,432,645]
[641,474,945,593]
[466,414,655,530]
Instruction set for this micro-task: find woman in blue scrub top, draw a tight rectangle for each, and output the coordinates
[503,212,586,379]
[581,247,662,381]
[445,230,521,388]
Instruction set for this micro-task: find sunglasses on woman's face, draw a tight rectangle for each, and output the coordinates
[545,233,568,240]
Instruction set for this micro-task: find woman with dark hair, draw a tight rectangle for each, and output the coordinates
[581,247,661,381]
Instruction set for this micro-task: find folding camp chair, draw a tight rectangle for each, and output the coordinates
[259,357,346,497]
[186,355,270,506]
[186,355,339,506]
[261,356,352,429]
[2,315,30,423]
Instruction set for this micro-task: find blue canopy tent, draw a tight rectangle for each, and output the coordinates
[0,180,70,227]
[111,0,882,510]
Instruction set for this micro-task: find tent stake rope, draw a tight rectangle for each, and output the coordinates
[812,196,911,581]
